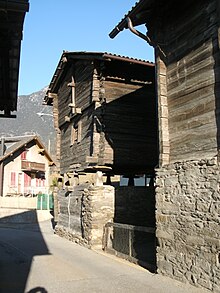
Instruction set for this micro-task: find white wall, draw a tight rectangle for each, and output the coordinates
[3,143,51,196]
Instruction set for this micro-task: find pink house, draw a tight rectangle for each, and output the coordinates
[0,135,54,196]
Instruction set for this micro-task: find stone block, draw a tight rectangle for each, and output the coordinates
[157,229,174,240]
[186,235,205,246]
[204,237,220,249]
[197,278,212,290]
[160,201,180,214]
[157,260,173,276]
[164,177,179,187]
[156,214,168,223]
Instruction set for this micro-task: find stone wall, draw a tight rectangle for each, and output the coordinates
[114,186,155,227]
[82,185,114,248]
[55,184,114,249]
[0,196,37,209]
[155,157,220,292]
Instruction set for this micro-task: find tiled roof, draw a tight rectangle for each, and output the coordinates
[44,51,155,105]
[103,52,154,65]
[0,135,54,163]
[61,51,153,65]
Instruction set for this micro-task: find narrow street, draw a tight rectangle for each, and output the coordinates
[0,220,208,293]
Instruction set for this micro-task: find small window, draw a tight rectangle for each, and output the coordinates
[24,173,31,187]
[21,151,27,160]
[10,172,16,187]
[120,174,155,186]
[71,121,82,145]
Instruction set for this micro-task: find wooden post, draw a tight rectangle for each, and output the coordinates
[53,187,59,224]
[156,54,170,166]
[0,137,5,196]
[95,171,103,186]
[69,76,76,114]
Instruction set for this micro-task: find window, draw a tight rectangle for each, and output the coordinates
[71,121,82,145]
[21,151,27,160]
[10,172,16,187]
[24,173,31,187]
[120,175,155,186]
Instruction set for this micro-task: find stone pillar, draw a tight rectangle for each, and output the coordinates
[82,185,114,249]
[94,171,103,186]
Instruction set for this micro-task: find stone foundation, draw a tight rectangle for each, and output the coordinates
[155,157,220,292]
[55,184,114,249]
[82,185,114,249]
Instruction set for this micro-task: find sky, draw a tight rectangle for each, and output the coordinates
[18,0,154,95]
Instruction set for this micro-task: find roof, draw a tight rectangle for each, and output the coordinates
[44,51,154,105]
[109,0,154,39]
[0,0,29,118]
[0,135,54,163]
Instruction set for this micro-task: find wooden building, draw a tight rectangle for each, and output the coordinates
[45,52,157,182]
[110,0,220,291]
[0,0,29,118]
[0,135,54,196]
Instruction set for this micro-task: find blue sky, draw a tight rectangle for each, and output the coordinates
[18,1,154,95]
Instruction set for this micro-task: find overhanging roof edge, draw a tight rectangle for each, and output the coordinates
[0,0,29,12]
[109,0,151,39]
[44,50,154,105]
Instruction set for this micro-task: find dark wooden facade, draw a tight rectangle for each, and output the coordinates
[45,52,157,177]
[0,0,29,117]
[110,0,220,165]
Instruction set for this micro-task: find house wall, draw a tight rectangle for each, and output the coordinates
[101,80,157,173]
[56,58,157,175]
[153,0,220,291]
[60,107,94,173]
[3,144,50,196]
[156,158,220,291]
[153,0,219,163]
[58,61,95,173]
[166,1,218,162]
[4,153,23,195]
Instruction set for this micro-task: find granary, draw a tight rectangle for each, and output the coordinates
[45,51,158,267]
[45,51,157,184]
[0,135,54,196]
[110,0,220,291]
[0,0,29,118]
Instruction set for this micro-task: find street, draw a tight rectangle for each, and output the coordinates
[0,220,209,293]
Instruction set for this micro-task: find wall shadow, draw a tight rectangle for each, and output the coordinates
[0,210,50,293]
[94,85,158,175]
[111,186,157,272]
[94,84,158,272]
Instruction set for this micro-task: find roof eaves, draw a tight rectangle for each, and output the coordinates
[103,52,154,66]
[44,52,68,105]
[66,51,154,65]
[109,0,152,39]
[44,50,154,105]
[0,135,54,164]
[0,0,29,13]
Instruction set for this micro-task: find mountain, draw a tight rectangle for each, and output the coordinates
[0,87,56,156]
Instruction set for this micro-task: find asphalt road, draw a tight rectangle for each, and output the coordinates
[0,220,209,293]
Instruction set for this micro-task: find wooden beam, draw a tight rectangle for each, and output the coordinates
[86,156,98,163]
[48,93,57,99]
[64,116,71,122]
[0,113,16,118]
